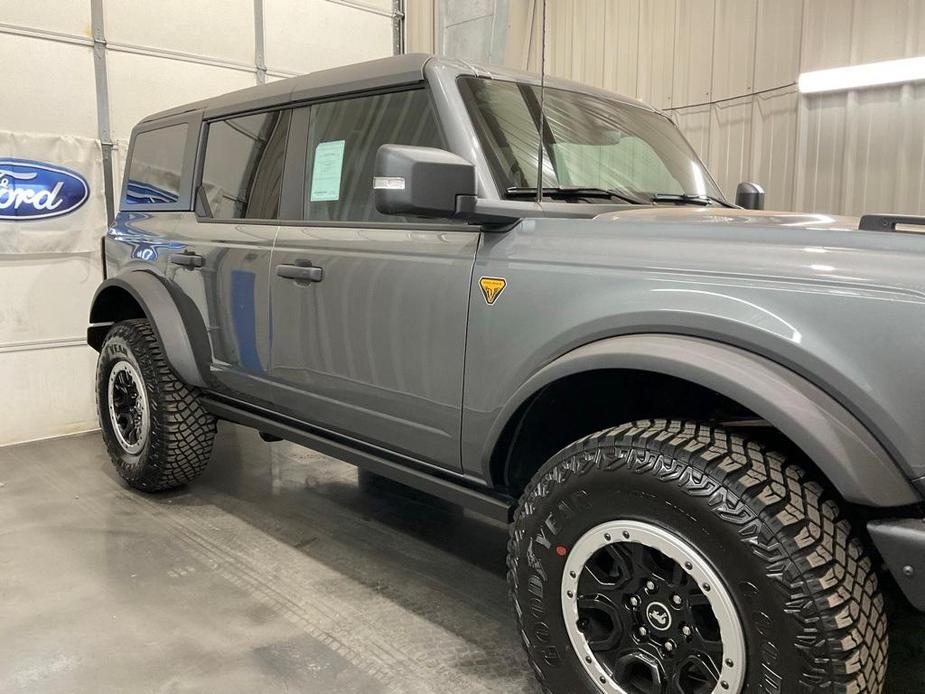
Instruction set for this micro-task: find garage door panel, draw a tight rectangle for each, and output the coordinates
[103,0,255,66]
[0,2,91,37]
[0,347,98,446]
[107,51,255,141]
[0,36,97,139]
[0,255,102,345]
[264,0,392,75]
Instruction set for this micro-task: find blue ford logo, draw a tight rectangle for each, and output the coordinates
[0,159,89,220]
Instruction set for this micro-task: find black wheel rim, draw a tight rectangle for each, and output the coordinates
[107,360,149,455]
[562,521,745,694]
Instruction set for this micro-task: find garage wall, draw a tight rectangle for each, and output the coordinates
[407,0,925,216]
[0,0,397,446]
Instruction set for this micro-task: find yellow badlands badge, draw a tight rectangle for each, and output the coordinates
[479,277,507,305]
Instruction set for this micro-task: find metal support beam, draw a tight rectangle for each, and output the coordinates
[90,0,115,225]
[392,0,405,55]
[254,0,267,84]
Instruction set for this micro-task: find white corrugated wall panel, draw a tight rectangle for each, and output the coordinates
[636,0,676,108]
[842,84,925,217]
[673,104,712,162]
[104,0,256,66]
[750,87,798,210]
[406,0,437,53]
[799,0,851,71]
[708,96,753,199]
[601,0,640,96]
[892,83,925,216]
[264,0,393,75]
[575,0,608,89]
[545,0,576,79]
[672,0,715,108]
[794,92,848,214]
[848,0,925,65]
[504,0,543,71]
[754,0,802,91]
[710,0,757,101]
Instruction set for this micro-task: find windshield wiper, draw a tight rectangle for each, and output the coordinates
[650,192,733,207]
[507,186,647,205]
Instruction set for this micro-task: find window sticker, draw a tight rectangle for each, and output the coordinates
[310,139,345,202]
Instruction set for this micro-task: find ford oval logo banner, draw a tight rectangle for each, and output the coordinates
[0,159,89,220]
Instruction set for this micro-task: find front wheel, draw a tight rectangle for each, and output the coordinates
[508,420,888,694]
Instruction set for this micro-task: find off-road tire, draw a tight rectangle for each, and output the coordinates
[96,318,216,491]
[508,419,888,693]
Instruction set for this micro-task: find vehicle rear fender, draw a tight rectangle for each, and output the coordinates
[87,271,208,388]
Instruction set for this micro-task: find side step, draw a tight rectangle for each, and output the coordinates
[201,396,514,523]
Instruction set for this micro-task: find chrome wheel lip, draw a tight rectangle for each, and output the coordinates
[561,519,746,694]
[107,360,149,455]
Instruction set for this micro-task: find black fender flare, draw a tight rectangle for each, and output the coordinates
[88,271,208,388]
[486,334,919,507]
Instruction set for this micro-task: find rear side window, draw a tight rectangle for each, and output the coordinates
[304,89,445,223]
[201,110,290,220]
[125,123,188,205]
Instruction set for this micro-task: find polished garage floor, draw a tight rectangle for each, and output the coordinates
[1,424,923,693]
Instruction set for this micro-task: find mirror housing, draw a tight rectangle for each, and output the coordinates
[374,145,477,219]
[735,181,765,210]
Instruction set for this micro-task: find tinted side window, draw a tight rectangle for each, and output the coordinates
[125,123,188,205]
[201,110,290,220]
[304,89,445,223]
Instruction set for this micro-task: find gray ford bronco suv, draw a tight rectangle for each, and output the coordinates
[88,54,925,694]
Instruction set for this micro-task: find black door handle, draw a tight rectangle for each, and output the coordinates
[276,262,323,283]
[169,252,204,269]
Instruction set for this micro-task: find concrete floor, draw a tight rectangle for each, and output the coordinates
[1,423,923,693]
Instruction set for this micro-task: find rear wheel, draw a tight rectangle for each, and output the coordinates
[96,319,216,491]
[508,420,888,693]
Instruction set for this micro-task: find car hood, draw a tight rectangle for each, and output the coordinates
[593,206,860,231]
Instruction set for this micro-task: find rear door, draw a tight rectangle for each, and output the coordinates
[268,88,479,470]
[168,108,290,400]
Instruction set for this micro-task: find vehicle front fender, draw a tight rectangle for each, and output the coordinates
[88,271,208,388]
[482,334,919,507]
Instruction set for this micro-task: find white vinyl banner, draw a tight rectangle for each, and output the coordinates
[0,131,107,445]
[0,130,107,255]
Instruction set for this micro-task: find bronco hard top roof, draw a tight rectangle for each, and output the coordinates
[140,53,652,125]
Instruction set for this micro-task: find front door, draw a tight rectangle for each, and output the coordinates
[268,88,478,470]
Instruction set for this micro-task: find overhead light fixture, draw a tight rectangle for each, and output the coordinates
[798,56,925,94]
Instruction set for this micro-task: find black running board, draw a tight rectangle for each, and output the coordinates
[201,396,514,523]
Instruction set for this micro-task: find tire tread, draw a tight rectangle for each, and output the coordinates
[97,318,216,491]
[508,418,888,693]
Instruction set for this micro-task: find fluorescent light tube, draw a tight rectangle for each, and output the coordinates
[798,56,925,94]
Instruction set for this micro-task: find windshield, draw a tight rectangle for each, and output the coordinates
[458,77,724,203]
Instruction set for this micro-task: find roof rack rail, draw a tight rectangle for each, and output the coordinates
[859,214,925,232]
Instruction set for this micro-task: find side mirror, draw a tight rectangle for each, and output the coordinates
[735,182,765,210]
[374,145,477,219]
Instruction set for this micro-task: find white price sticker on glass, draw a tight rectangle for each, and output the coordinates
[310,140,346,202]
